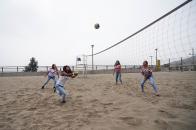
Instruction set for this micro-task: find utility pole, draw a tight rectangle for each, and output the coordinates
[180,57,183,72]
[155,48,158,70]
[149,56,153,67]
[91,45,94,70]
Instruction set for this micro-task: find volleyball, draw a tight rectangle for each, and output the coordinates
[71,72,78,78]
[94,23,100,29]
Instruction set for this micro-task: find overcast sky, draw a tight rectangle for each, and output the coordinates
[0,0,195,66]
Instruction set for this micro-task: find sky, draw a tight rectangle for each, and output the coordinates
[0,0,195,66]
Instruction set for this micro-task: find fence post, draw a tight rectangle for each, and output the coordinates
[1,67,3,72]
[96,65,97,70]
[17,66,18,72]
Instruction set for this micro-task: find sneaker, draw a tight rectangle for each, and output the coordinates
[53,87,56,93]
[142,92,146,96]
[155,93,160,96]
[61,100,66,103]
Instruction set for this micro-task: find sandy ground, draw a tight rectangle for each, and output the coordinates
[0,72,196,130]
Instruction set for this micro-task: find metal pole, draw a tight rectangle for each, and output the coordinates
[155,48,158,70]
[149,56,153,67]
[91,45,94,70]
[181,57,183,72]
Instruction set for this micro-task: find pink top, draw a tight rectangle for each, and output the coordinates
[114,65,121,73]
[141,67,152,78]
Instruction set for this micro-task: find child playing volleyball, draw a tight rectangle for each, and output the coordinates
[55,65,77,103]
[140,60,160,96]
[41,64,59,90]
[113,60,123,85]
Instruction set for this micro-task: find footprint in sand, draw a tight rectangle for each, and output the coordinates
[154,119,171,130]
[27,107,37,111]
[169,102,195,110]
[112,107,121,110]
[86,111,102,118]
[76,95,83,98]
[119,116,142,126]
[77,88,90,92]
[62,114,77,120]
[167,120,195,130]
[101,102,114,112]
[89,99,99,103]
[158,109,177,118]
[101,102,113,106]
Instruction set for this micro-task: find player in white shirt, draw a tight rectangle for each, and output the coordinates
[55,65,77,103]
[42,64,59,90]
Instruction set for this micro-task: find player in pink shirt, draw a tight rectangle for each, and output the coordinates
[140,61,159,96]
[113,60,122,85]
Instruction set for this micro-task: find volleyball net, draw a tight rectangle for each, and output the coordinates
[86,0,196,71]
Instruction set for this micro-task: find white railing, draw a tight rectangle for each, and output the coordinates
[0,64,196,73]
[0,65,140,73]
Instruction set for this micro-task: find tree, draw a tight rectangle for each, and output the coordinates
[25,57,38,72]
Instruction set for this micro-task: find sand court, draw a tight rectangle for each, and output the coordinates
[0,72,196,130]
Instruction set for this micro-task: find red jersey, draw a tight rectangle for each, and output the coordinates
[114,65,121,73]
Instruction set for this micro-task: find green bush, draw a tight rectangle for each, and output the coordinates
[24,57,38,72]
